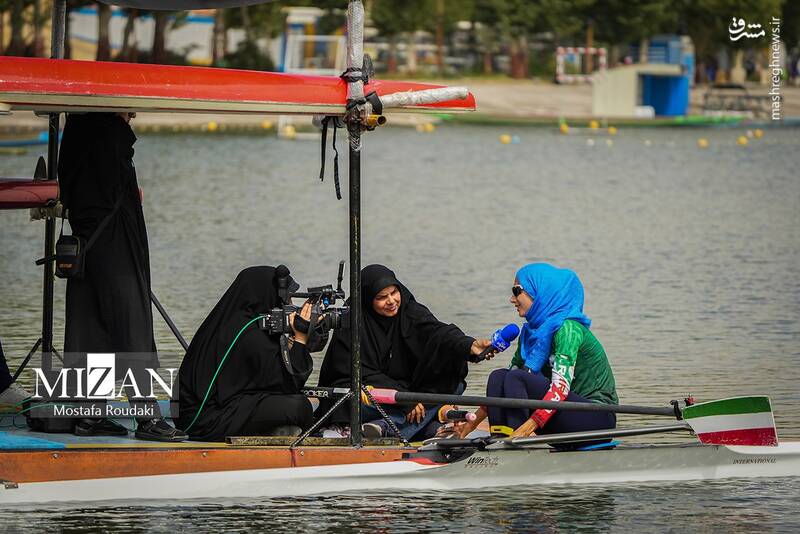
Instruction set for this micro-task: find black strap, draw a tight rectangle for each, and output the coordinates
[332,122,340,200]
[319,117,329,182]
[318,117,342,201]
[365,91,383,115]
[82,194,124,256]
[279,334,313,377]
[37,193,124,266]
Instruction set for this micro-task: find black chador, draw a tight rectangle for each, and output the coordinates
[317,264,473,423]
[60,113,157,364]
[59,113,186,441]
[177,267,314,441]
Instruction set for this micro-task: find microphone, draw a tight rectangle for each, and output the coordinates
[471,323,520,362]
[437,406,477,423]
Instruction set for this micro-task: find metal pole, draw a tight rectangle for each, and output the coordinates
[41,0,67,373]
[150,290,189,352]
[344,0,365,448]
[348,124,362,447]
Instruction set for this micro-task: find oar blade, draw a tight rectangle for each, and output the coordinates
[683,396,778,446]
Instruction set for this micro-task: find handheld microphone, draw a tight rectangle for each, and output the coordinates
[438,406,477,423]
[471,323,520,362]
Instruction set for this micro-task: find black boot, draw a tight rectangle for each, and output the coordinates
[73,418,129,437]
[135,418,188,442]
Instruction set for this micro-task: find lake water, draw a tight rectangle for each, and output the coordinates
[1,124,798,531]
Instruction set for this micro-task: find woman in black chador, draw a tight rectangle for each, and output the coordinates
[177,267,315,442]
[59,112,184,441]
[317,264,490,440]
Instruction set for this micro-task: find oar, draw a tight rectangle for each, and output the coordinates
[367,388,679,418]
[301,387,779,447]
[423,422,694,450]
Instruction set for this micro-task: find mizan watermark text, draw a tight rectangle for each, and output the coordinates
[32,353,177,418]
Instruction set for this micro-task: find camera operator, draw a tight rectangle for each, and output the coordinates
[176,266,315,441]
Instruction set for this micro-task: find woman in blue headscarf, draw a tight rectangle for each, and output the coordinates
[459,263,618,441]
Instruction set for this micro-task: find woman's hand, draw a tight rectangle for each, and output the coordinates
[511,418,538,438]
[456,406,487,438]
[406,403,426,423]
[470,339,494,361]
[288,300,314,345]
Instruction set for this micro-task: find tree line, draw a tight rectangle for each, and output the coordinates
[2,1,798,78]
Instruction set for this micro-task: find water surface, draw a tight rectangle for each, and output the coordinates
[1,124,798,531]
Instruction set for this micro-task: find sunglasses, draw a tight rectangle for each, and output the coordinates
[511,285,524,297]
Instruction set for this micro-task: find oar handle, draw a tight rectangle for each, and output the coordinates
[379,87,469,110]
[370,389,678,418]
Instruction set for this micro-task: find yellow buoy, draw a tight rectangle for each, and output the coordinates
[499,134,512,144]
[207,121,218,132]
[754,128,764,138]
[261,119,273,130]
[644,139,653,147]
[282,124,297,139]
[423,122,435,133]
[589,120,599,130]
[737,135,748,146]
[608,126,618,136]
[697,138,709,148]
[605,139,613,147]
[559,123,569,135]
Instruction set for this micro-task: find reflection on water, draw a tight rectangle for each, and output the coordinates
[2,479,799,533]
[1,125,799,529]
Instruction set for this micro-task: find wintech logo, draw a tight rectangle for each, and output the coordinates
[465,456,500,468]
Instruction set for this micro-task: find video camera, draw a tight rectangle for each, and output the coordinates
[258,261,349,339]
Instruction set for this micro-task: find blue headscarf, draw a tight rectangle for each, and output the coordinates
[516,263,591,372]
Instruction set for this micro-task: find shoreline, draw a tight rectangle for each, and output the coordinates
[2,80,798,136]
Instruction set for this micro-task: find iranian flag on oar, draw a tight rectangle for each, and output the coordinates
[683,396,778,446]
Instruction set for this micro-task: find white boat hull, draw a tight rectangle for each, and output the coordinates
[2,442,799,504]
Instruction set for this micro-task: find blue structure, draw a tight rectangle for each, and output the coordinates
[641,74,690,116]
[630,35,694,116]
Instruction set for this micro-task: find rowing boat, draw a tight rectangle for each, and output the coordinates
[1,433,798,504]
[0,57,475,115]
[2,394,799,504]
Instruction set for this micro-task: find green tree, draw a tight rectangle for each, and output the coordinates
[118,8,141,62]
[96,2,112,61]
[587,0,677,64]
[223,3,286,70]
[151,11,188,64]
[6,0,27,56]
[681,0,782,59]
[370,0,433,74]
[478,0,539,78]
[782,0,799,52]
[679,0,782,82]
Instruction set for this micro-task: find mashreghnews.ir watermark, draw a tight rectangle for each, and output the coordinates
[729,15,782,121]
[768,17,781,121]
